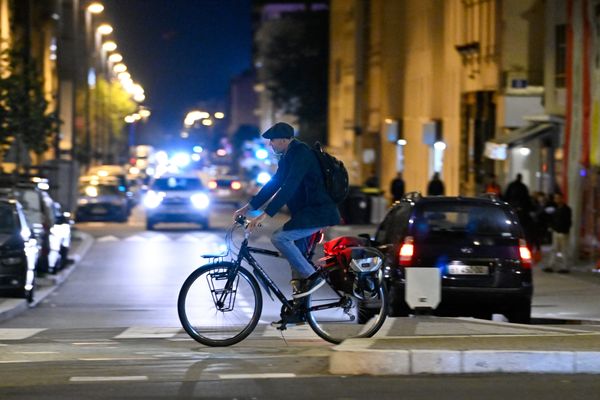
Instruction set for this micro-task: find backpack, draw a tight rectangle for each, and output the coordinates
[312,142,349,204]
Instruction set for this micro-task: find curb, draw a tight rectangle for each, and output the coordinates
[329,338,600,375]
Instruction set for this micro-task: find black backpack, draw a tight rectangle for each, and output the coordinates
[313,142,349,204]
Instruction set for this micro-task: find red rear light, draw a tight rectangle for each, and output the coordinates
[519,239,532,269]
[399,236,414,266]
[230,181,242,190]
[208,180,217,190]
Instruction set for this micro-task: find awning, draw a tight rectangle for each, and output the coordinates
[491,123,555,148]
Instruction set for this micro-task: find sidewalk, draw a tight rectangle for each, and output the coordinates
[0,229,94,323]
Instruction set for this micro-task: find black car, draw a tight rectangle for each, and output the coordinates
[373,193,533,323]
[0,198,39,302]
[1,182,72,274]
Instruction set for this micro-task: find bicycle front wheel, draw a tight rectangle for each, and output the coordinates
[178,262,262,346]
[306,281,388,344]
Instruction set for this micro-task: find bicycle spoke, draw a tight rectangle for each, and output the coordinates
[306,281,387,344]
[178,263,262,346]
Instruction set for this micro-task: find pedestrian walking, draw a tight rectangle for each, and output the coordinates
[390,171,405,202]
[544,193,572,273]
[426,172,445,196]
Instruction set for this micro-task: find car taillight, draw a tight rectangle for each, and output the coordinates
[230,181,242,190]
[399,236,414,266]
[208,180,217,190]
[519,239,532,269]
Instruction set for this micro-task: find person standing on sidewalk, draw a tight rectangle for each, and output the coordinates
[390,171,405,202]
[426,172,445,196]
[544,193,572,273]
[233,122,341,299]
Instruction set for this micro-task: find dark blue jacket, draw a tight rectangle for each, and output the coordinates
[249,139,341,230]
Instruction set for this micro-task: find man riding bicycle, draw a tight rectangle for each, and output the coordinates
[234,122,341,300]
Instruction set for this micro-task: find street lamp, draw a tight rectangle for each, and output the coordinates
[87,2,104,14]
[108,53,122,63]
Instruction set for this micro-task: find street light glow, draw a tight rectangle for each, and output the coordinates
[124,115,136,123]
[117,71,130,81]
[113,63,127,73]
[139,109,151,118]
[102,41,117,52]
[202,119,213,126]
[133,93,146,102]
[214,112,225,119]
[97,23,113,35]
[87,2,104,14]
[108,53,123,63]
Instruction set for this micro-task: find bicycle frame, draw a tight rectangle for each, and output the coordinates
[225,237,296,311]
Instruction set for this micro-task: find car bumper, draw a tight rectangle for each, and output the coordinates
[76,203,127,220]
[146,207,208,222]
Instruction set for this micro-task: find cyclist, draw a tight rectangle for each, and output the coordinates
[234,122,341,300]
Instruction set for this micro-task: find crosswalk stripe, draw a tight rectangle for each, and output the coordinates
[97,235,119,242]
[0,328,46,340]
[261,325,320,339]
[124,235,146,242]
[177,234,199,242]
[148,234,170,242]
[113,327,181,339]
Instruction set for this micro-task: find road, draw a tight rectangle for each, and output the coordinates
[0,205,599,399]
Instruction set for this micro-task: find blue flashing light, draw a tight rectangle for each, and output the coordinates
[255,148,269,160]
[172,152,191,168]
[256,172,271,185]
[193,145,203,153]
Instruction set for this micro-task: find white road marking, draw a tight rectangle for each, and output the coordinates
[114,327,181,339]
[0,360,35,364]
[97,235,119,242]
[0,328,45,340]
[148,234,170,242]
[218,373,296,379]
[261,325,320,339]
[16,351,59,354]
[177,234,199,242]
[69,376,148,382]
[72,342,116,346]
[78,357,154,361]
[124,235,146,242]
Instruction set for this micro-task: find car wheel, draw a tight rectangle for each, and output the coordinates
[387,283,410,317]
[505,299,531,324]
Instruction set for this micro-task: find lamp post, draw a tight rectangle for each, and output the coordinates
[84,2,104,167]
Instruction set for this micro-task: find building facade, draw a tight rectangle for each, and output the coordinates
[329,0,599,262]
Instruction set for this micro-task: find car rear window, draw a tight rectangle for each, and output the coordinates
[152,177,203,191]
[0,204,15,232]
[12,189,43,224]
[414,203,517,237]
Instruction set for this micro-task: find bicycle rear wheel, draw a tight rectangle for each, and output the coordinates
[306,281,387,344]
[178,262,262,346]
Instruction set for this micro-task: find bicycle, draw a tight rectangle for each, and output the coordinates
[177,215,388,346]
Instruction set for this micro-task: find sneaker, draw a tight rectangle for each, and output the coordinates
[292,272,325,299]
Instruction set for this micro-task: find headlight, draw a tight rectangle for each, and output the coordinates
[78,198,88,205]
[191,193,210,209]
[143,191,164,209]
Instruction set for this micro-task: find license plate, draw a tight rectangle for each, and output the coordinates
[217,189,231,196]
[448,264,489,275]
[91,206,108,215]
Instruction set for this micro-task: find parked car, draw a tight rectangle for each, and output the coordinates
[0,182,72,274]
[0,198,39,302]
[143,173,210,230]
[206,175,249,208]
[371,193,533,323]
[75,176,129,222]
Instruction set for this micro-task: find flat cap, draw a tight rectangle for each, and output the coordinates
[261,122,294,139]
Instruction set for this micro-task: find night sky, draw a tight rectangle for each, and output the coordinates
[101,0,253,143]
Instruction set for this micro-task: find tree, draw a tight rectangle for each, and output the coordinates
[0,44,59,167]
[76,76,137,164]
[256,9,329,144]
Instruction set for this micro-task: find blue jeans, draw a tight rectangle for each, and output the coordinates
[271,226,325,280]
